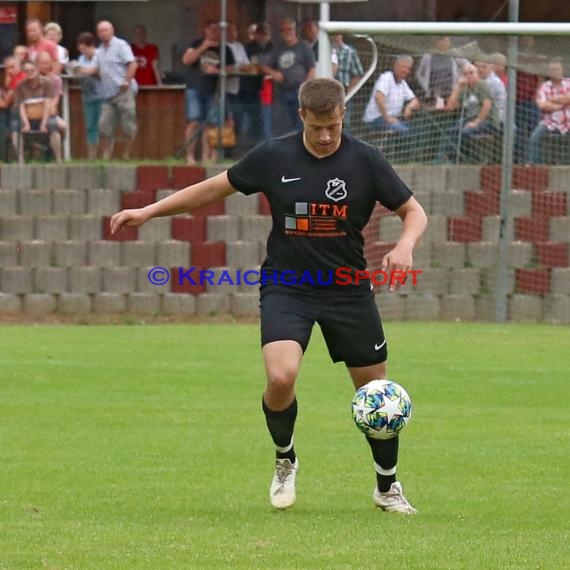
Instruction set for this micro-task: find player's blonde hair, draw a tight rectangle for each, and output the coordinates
[298,78,346,115]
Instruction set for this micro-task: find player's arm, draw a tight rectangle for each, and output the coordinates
[110,171,236,234]
[381,197,428,290]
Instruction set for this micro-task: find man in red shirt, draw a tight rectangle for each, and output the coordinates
[131,25,161,86]
[25,18,61,75]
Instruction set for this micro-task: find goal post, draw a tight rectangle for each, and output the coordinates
[319,21,570,323]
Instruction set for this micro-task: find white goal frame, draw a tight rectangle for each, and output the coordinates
[320,21,570,36]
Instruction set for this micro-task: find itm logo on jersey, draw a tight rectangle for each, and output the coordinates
[325,178,347,202]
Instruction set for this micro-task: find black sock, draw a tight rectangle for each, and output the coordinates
[262,397,297,463]
[366,436,399,492]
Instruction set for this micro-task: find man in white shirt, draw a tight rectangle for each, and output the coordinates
[363,55,420,132]
[226,22,256,155]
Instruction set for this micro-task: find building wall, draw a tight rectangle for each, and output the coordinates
[265,0,437,28]
[437,0,570,21]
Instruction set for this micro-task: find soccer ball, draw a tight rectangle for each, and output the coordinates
[351,379,412,440]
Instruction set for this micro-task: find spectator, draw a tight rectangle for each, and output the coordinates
[226,23,256,154]
[475,59,507,122]
[363,55,420,132]
[1,56,26,107]
[1,56,25,159]
[36,52,67,141]
[515,37,542,163]
[331,33,364,131]
[14,60,63,162]
[37,52,62,107]
[262,18,316,136]
[416,36,463,104]
[435,63,499,163]
[44,22,69,66]
[491,52,508,86]
[25,18,61,74]
[131,25,162,86]
[13,45,29,64]
[246,22,274,140]
[301,19,319,61]
[96,20,138,161]
[71,32,102,160]
[181,20,235,165]
[247,23,257,43]
[528,60,570,164]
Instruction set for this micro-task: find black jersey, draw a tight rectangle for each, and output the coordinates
[227,131,412,286]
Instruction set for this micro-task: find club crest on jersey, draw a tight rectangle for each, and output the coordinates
[325,178,347,202]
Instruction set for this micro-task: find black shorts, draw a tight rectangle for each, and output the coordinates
[260,284,387,367]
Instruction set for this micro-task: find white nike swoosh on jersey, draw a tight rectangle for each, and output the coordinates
[281,176,301,183]
[374,340,386,351]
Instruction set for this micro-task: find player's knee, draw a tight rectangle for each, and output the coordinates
[266,367,298,392]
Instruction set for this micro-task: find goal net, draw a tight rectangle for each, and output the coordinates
[323,22,570,323]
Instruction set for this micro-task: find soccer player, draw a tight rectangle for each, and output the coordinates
[110,78,427,514]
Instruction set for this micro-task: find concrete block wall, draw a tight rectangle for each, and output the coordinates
[365,164,569,322]
[0,164,568,322]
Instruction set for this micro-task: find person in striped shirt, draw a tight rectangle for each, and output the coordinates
[528,60,570,164]
[331,34,364,132]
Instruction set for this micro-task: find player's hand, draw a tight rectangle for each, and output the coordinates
[386,116,399,125]
[272,71,284,83]
[110,208,151,234]
[381,243,413,292]
[464,120,479,129]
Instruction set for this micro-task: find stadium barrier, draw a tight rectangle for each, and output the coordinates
[0,163,568,322]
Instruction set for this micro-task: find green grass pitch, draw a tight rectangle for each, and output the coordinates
[0,322,568,569]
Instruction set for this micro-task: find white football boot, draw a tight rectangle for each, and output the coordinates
[373,481,417,514]
[269,458,298,509]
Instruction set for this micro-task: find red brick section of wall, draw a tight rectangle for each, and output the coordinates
[448,217,483,242]
[516,268,551,295]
